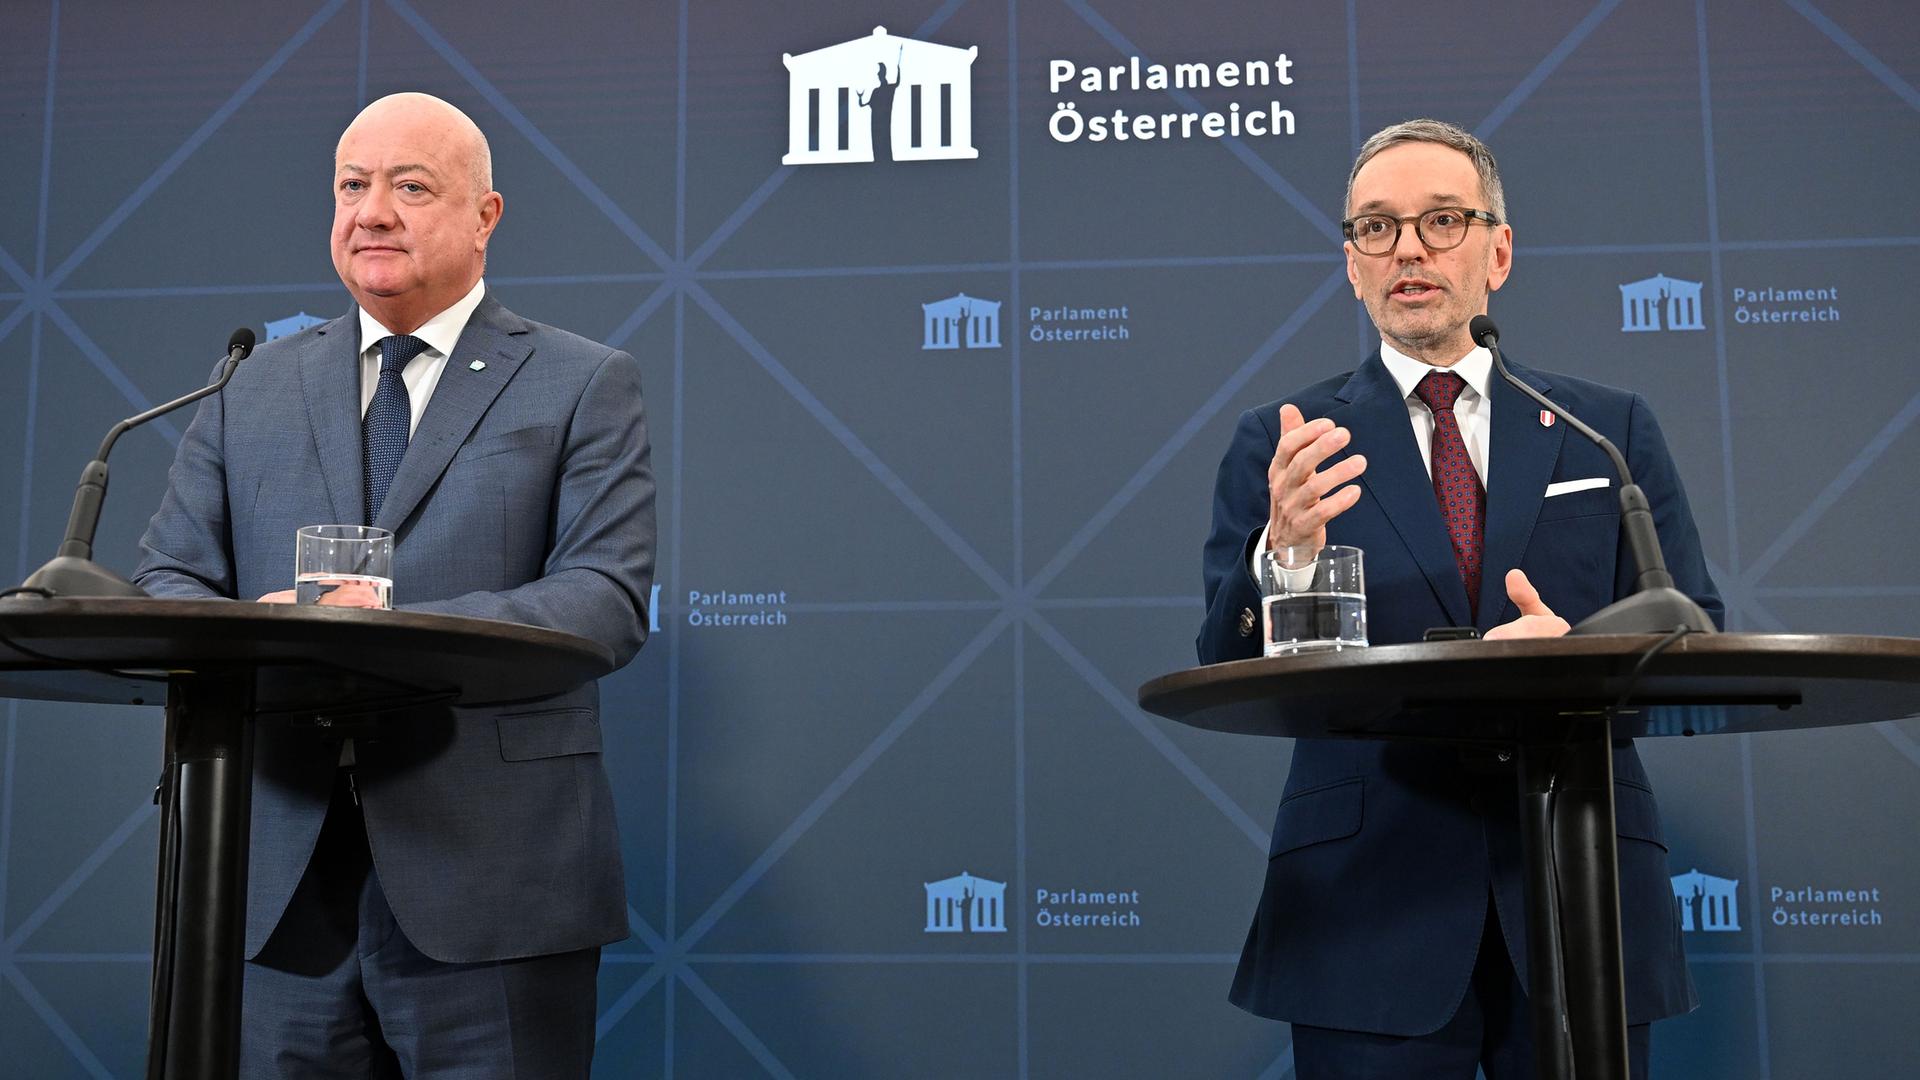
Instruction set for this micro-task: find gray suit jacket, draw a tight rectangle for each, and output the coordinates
[134,293,655,963]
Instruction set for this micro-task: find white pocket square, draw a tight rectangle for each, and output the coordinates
[1544,477,1611,497]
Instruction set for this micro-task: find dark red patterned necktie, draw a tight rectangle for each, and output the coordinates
[1414,370,1485,618]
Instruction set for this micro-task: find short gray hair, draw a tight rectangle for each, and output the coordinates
[1345,118,1506,222]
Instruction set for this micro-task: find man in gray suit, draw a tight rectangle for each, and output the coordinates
[135,92,654,1077]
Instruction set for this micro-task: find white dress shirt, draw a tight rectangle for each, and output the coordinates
[356,277,488,430]
[1252,338,1495,578]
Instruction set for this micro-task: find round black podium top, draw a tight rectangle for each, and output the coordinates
[1138,633,1920,743]
[0,597,615,711]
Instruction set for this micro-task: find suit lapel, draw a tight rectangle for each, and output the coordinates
[1476,358,1567,630]
[374,295,532,533]
[299,313,365,524]
[1336,354,1474,626]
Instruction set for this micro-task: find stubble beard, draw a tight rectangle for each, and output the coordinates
[1369,295,1471,363]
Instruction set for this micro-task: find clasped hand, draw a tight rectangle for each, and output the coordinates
[256,582,386,608]
[1266,404,1569,641]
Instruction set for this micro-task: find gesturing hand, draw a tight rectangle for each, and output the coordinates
[1267,403,1368,552]
[1483,569,1571,640]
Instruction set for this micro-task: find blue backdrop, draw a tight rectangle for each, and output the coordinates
[1,1,1917,1076]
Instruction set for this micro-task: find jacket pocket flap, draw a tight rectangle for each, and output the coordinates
[1269,778,1363,858]
[1535,485,1619,523]
[1613,781,1667,849]
[497,707,601,761]
[454,425,556,465]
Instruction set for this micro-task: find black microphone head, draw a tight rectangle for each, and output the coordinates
[1469,315,1499,349]
[228,326,256,360]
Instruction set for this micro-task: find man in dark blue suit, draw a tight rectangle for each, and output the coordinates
[135,93,654,1077]
[1199,119,1721,1078]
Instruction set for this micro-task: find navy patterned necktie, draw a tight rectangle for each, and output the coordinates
[363,333,430,524]
[1413,370,1485,618]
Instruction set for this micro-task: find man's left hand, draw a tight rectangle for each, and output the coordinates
[1483,569,1570,640]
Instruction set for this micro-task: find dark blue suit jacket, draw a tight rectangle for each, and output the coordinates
[134,294,655,964]
[1199,350,1721,1035]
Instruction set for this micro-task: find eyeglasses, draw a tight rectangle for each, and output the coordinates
[1341,207,1502,256]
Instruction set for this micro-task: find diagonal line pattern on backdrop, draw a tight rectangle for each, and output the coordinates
[1700,555,1760,632]
[677,966,800,1080]
[40,302,182,445]
[1785,0,1920,113]
[684,167,794,271]
[603,280,676,352]
[675,612,1012,953]
[685,282,1015,600]
[593,958,673,1041]
[1738,382,1920,588]
[627,905,668,954]
[1255,1041,1296,1080]
[1,962,114,1079]
[1873,721,1920,772]
[41,1,347,294]
[1024,267,1349,598]
[679,0,973,271]
[0,246,31,293]
[0,303,33,350]
[3,800,155,952]
[1062,0,1341,244]
[1026,611,1269,850]
[383,0,675,273]
[1474,0,1624,139]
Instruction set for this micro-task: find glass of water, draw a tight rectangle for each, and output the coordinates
[1261,544,1367,656]
[295,525,393,609]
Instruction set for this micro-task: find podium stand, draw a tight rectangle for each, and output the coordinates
[0,597,615,1080]
[1138,633,1920,1080]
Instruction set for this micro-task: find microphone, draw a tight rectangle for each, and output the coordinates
[10,328,257,600]
[1470,315,1714,635]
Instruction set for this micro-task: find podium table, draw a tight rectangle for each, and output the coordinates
[1138,633,1920,1080]
[0,597,615,1080]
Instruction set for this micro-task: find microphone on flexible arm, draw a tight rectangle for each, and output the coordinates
[1469,315,1715,635]
[10,327,257,600]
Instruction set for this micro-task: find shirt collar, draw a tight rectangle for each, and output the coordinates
[1379,337,1493,403]
[356,278,488,359]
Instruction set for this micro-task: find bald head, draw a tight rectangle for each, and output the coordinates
[331,92,504,333]
[339,92,492,195]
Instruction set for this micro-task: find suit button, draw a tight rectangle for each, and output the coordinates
[1237,608,1257,637]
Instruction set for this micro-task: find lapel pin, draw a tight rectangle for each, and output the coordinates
[469,359,487,372]
[1539,409,1554,427]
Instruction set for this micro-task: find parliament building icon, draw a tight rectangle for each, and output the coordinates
[1671,869,1741,932]
[782,27,980,165]
[924,871,1008,933]
[264,311,327,341]
[922,293,1002,350]
[1619,273,1706,333]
